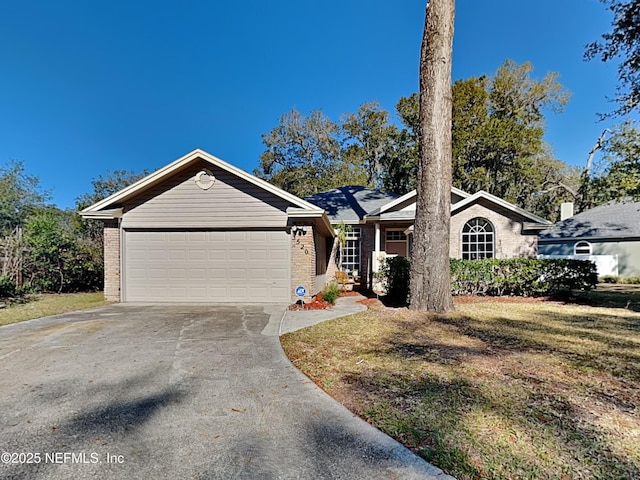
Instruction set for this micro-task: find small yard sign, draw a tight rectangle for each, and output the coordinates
[295,286,307,297]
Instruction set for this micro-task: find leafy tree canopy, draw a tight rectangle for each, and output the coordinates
[75,169,148,210]
[258,60,578,220]
[585,0,640,116]
[0,160,50,234]
[400,60,576,220]
[587,121,640,203]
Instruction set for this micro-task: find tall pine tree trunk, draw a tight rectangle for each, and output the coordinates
[409,0,455,313]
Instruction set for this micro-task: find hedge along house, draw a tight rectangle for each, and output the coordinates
[538,200,640,277]
[305,186,552,290]
[81,149,334,303]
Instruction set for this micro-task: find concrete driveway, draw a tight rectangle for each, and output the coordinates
[0,304,452,479]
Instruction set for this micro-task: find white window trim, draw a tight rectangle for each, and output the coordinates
[340,227,361,274]
[574,241,592,255]
[461,217,495,260]
[384,228,408,256]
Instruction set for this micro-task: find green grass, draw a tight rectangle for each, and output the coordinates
[0,292,111,326]
[281,297,640,480]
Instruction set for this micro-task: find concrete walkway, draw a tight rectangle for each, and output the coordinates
[279,294,368,335]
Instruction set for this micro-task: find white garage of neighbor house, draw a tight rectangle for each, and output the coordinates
[81,149,334,303]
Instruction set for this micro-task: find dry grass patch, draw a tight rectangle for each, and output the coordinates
[0,293,110,326]
[281,299,640,480]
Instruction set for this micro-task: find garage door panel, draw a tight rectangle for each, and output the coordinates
[229,250,246,261]
[271,267,289,279]
[169,232,187,242]
[208,250,227,261]
[125,231,290,302]
[249,231,268,242]
[188,231,205,241]
[148,250,166,261]
[270,249,288,261]
[189,249,206,261]
[250,268,267,279]
[249,249,267,261]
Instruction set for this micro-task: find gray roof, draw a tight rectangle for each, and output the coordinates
[305,186,398,222]
[539,200,640,240]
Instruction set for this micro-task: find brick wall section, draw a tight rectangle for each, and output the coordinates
[359,224,375,290]
[291,226,316,302]
[103,220,121,302]
[449,202,537,259]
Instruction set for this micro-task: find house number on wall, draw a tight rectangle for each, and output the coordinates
[295,238,309,255]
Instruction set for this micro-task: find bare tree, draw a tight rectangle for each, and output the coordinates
[409,0,456,313]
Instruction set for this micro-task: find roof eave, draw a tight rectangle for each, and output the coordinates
[79,208,123,220]
[452,190,552,226]
[287,208,335,237]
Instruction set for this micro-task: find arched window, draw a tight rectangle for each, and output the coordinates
[574,241,592,255]
[462,218,494,260]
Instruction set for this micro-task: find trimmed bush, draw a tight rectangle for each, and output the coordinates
[450,258,598,296]
[374,258,598,300]
[601,275,640,285]
[378,256,411,305]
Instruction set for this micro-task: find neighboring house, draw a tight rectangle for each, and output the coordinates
[306,186,552,290]
[538,201,640,277]
[81,149,334,303]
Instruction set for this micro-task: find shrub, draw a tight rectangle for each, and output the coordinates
[373,257,598,300]
[0,276,17,298]
[603,275,640,285]
[601,275,619,284]
[378,256,411,305]
[322,282,340,305]
[450,258,598,296]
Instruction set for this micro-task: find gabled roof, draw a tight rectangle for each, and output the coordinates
[82,148,324,216]
[452,190,552,226]
[304,186,398,223]
[539,200,640,240]
[365,187,470,218]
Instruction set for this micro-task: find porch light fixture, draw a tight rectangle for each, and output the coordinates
[292,225,307,236]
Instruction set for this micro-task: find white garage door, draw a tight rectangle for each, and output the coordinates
[124,230,291,302]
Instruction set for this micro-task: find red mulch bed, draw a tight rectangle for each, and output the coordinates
[288,290,366,310]
[288,292,332,310]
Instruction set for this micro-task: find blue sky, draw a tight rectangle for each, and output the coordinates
[1,0,637,209]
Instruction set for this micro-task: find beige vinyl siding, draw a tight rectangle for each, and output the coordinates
[121,160,290,229]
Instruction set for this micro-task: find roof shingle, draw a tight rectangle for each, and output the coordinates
[539,201,640,239]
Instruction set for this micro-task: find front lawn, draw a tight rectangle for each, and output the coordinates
[0,292,110,326]
[281,297,640,479]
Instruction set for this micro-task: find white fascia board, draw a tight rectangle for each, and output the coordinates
[452,190,552,225]
[378,190,416,214]
[373,186,471,216]
[83,149,320,214]
[452,186,471,199]
[79,208,123,219]
[287,208,335,237]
